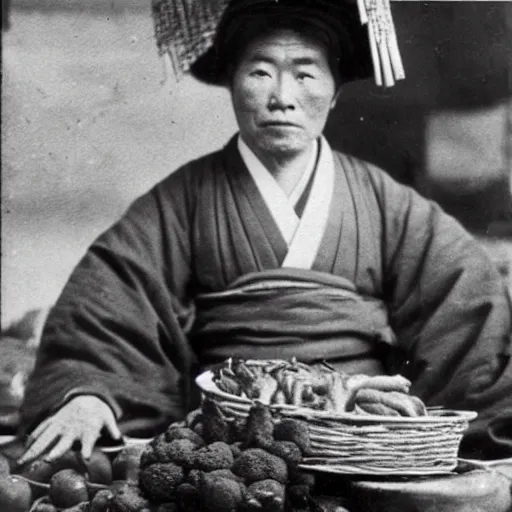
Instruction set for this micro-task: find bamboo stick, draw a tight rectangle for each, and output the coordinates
[357,0,369,25]
[387,28,405,81]
[378,34,394,87]
[368,25,383,87]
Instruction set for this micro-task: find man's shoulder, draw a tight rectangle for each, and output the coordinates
[157,143,231,189]
[331,148,420,194]
[117,139,237,225]
[331,149,390,189]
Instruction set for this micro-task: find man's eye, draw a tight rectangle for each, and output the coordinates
[251,69,270,78]
[297,73,314,80]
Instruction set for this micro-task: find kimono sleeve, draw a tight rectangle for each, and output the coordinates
[368,166,512,459]
[21,170,198,436]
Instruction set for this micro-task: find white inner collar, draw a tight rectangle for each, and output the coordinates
[237,135,318,207]
[237,134,335,270]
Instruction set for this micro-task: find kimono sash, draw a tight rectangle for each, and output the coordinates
[190,268,395,365]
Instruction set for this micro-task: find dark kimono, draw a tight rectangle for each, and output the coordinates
[22,137,512,459]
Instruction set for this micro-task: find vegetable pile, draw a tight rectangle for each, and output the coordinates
[3,399,319,511]
[137,399,318,511]
[8,445,150,512]
[212,358,427,417]
[0,446,144,512]
[1,359,429,510]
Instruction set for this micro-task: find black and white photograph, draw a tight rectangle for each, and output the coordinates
[1,0,512,510]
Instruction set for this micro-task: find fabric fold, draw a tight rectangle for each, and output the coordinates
[191,268,395,364]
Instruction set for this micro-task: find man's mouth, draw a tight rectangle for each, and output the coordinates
[260,121,300,128]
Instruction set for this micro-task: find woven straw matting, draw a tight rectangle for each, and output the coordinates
[196,370,477,476]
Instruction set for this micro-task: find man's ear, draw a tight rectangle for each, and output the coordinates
[330,88,342,110]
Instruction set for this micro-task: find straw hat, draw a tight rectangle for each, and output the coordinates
[189,0,372,85]
[151,0,404,87]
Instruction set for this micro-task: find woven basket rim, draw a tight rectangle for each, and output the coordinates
[298,463,455,476]
[196,370,478,425]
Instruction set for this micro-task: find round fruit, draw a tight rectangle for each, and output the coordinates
[20,458,55,499]
[0,474,32,512]
[49,469,89,509]
[85,450,112,485]
[1,439,24,471]
[21,458,54,483]
[47,449,112,484]
[50,451,88,475]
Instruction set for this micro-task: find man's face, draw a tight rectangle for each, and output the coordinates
[231,29,338,159]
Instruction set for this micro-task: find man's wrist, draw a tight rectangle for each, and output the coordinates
[61,388,122,420]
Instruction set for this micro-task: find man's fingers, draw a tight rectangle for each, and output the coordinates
[103,412,122,440]
[19,427,61,465]
[45,436,74,462]
[26,417,52,447]
[80,428,101,460]
[20,398,121,466]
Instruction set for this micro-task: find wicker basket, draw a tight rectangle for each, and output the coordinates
[196,370,477,476]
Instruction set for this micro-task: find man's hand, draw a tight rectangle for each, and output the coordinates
[18,395,121,465]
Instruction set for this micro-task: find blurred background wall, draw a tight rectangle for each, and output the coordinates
[326,1,512,230]
[2,0,512,327]
[2,0,239,325]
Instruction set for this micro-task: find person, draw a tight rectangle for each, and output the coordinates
[19,0,512,466]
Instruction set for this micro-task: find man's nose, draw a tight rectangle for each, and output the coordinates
[268,75,295,111]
